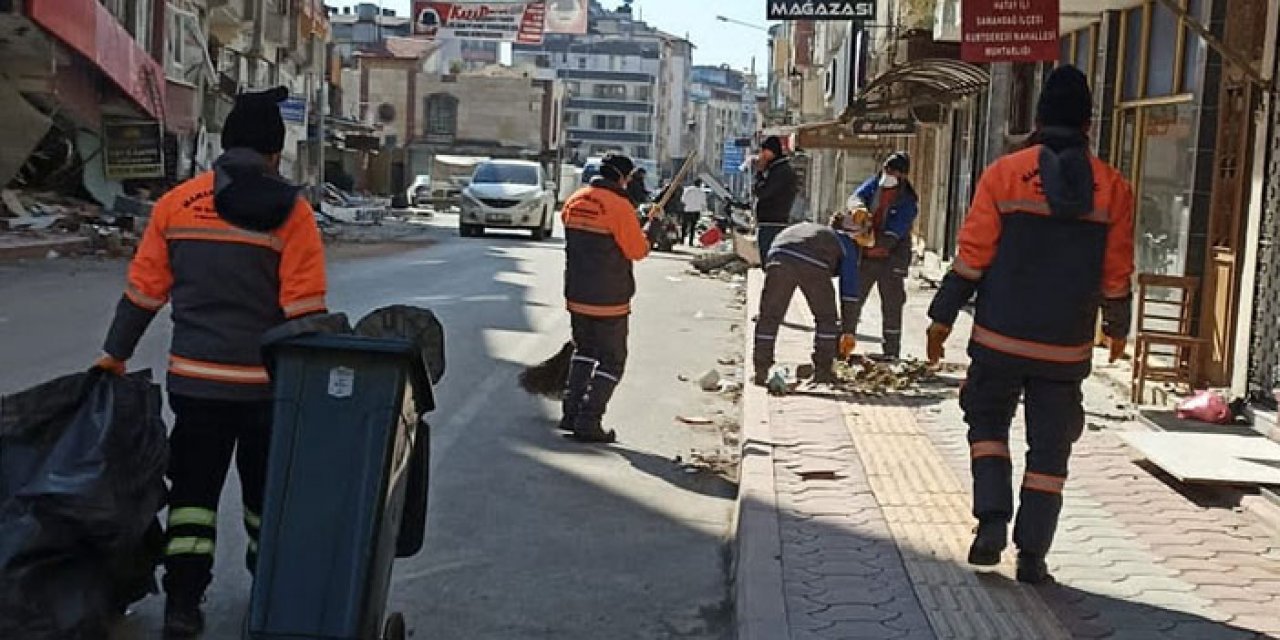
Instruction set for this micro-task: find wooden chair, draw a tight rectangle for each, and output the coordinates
[1131,274,1207,404]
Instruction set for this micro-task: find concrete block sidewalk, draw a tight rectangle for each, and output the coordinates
[733,269,1280,640]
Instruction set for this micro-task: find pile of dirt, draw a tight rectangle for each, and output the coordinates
[833,358,956,396]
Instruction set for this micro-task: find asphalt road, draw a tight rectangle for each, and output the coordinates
[0,213,742,639]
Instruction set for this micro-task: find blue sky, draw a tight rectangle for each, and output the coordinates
[337,1,773,75]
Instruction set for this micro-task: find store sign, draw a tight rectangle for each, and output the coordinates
[767,1,876,20]
[722,140,747,174]
[280,97,308,125]
[104,119,165,180]
[412,1,546,44]
[961,0,1059,63]
[853,117,917,136]
[544,0,588,34]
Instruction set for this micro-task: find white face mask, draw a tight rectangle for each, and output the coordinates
[879,174,900,189]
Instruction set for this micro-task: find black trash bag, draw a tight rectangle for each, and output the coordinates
[0,370,168,639]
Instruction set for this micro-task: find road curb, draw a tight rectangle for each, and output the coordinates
[731,269,790,640]
[0,237,90,262]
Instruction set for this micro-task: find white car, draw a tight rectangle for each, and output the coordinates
[408,175,432,206]
[459,160,556,240]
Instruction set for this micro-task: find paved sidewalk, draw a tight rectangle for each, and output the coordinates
[734,270,1280,640]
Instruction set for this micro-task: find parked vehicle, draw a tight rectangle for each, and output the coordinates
[408,175,432,206]
[459,160,556,240]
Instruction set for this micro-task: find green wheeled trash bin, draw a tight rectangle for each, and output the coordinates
[247,334,433,640]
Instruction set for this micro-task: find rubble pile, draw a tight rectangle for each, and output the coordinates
[0,189,142,257]
[834,358,946,396]
[690,252,750,278]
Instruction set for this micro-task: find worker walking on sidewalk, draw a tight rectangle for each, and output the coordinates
[560,154,651,443]
[847,152,918,360]
[925,66,1135,584]
[94,88,327,638]
[753,212,864,387]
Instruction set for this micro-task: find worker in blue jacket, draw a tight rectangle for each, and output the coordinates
[847,152,919,360]
[752,212,863,386]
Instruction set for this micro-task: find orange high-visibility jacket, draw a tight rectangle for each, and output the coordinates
[104,159,326,400]
[929,139,1135,380]
[561,178,649,318]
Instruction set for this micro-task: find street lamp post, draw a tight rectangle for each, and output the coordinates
[715,15,768,32]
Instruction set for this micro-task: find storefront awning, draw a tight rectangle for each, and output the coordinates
[838,59,990,122]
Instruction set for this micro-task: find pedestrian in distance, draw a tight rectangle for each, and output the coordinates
[753,211,866,387]
[94,87,328,639]
[560,153,652,443]
[681,178,708,246]
[752,135,799,261]
[846,152,919,361]
[925,65,1135,584]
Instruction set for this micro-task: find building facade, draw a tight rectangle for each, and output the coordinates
[770,0,1280,402]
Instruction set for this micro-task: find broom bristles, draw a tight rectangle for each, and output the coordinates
[519,341,575,399]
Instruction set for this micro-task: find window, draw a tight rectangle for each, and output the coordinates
[633,146,650,159]
[578,56,588,69]
[635,116,652,132]
[593,115,627,130]
[166,4,203,84]
[566,81,581,96]
[564,111,580,127]
[424,93,459,139]
[1146,2,1177,97]
[1122,7,1143,101]
[634,85,652,101]
[593,84,628,99]
[472,162,540,186]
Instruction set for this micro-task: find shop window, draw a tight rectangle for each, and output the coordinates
[1135,103,1196,276]
[1181,27,1202,93]
[1146,2,1178,97]
[1122,7,1143,101]
[1074,28,1093,78]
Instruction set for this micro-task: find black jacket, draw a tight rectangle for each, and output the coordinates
[754,156,798,225]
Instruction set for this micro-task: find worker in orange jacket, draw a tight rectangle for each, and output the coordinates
[95,87,326,638]
[560,154,651,443]
[926,66,1135,583]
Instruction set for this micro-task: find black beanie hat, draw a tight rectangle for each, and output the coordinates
[761,136,784,156]
[1037,66,1093,128]
[884,151,910,173]
[600,153,635,182]
[222,86,289,155]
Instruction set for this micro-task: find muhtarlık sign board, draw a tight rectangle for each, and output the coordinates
[961,0,1059,63]
[104,119,164,180]
[767,1,876,20]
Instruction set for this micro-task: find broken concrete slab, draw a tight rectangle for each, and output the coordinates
[1119,431,1280,486]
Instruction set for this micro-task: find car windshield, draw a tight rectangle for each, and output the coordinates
[473,163,539,185]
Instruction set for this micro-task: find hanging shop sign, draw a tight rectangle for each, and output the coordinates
[961,0,1059,63]
[104,119,165,180]
[852,117,917,136]
[544,0,588,34]
[412,1,546,44]
[766,1,876,21]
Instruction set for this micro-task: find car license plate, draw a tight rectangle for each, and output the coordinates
[486,213,511,223]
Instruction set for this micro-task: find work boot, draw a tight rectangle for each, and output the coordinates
[967,520,1007,567]
[560,355,596,432]
[163,596,205,639]
[1016,551,1052,584]
[572,371,620,444]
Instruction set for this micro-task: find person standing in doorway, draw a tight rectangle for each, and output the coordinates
[752,136,798,260]
[847,152,919,360]
[926,65,1135,584]
[681,179,707,246]
[94,87,327,639]
[560,154,651,443]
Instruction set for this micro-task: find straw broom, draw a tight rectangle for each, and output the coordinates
[519,153,700,400]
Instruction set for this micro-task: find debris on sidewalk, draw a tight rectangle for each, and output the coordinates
[0,189,144,259]
[677,415,715,426]
[698,370,721,391]
[690,252,750,278]
[834,358,945,396]
[681,448,737,478]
